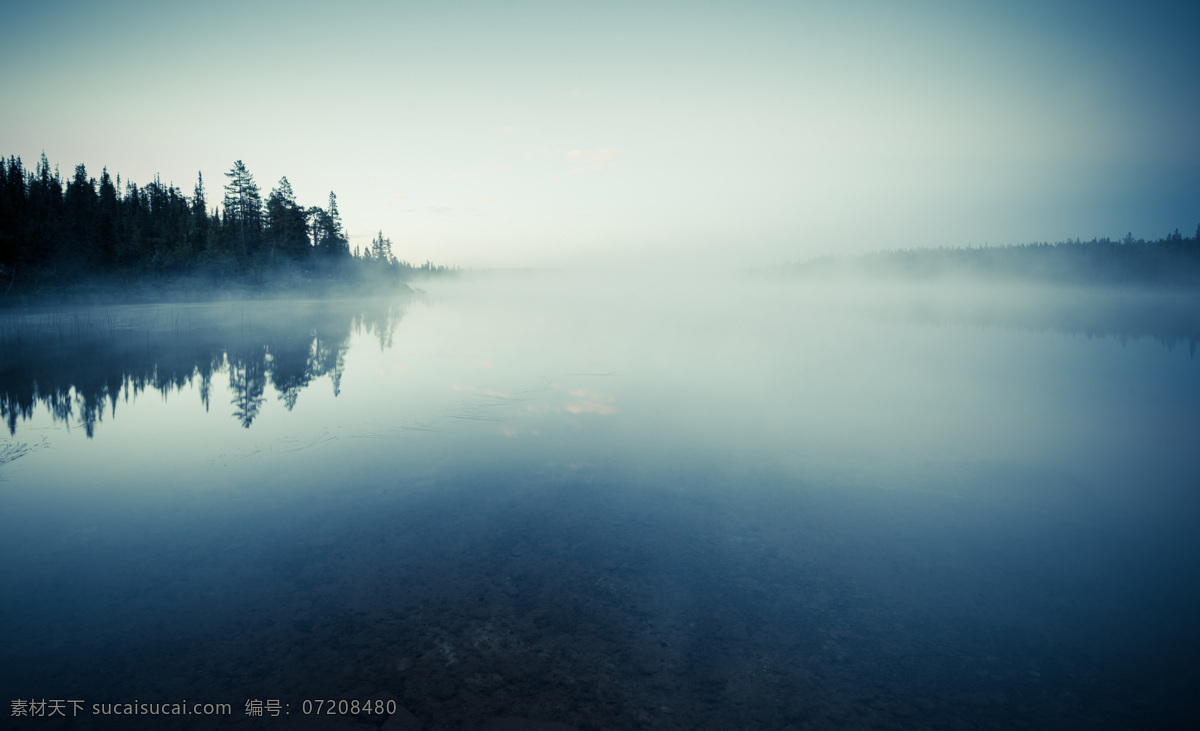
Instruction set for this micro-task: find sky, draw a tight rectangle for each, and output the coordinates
[2,0,1198,269]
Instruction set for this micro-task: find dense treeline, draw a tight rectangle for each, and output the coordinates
[0,153,451,300]
[785,229,1200,286]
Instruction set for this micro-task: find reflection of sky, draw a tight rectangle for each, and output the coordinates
[564,389,618,416]
[2,1,1197,267]
[5,276,1199,504]
[3,281,1199,730]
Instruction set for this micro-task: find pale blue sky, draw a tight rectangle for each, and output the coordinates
[2,0,1197,267]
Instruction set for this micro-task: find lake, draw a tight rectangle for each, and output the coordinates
[2,273,1198,730]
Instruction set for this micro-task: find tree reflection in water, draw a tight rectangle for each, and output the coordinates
[0,299,407,437]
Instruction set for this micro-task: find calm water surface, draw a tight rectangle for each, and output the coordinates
[2,274,1198,730]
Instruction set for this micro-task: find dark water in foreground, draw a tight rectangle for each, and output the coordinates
[2,276,1199,730]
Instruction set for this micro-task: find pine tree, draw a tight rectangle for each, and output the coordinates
[222,160,263,258]
[26,152,63,272]
[370,230,394,263]
[326,191,348,256]
[312,192,349,257]
[265,177,310,261]
[96,167,118,269]
[0,156,27,273]
[192,171,209,248]
[63,163,97,270]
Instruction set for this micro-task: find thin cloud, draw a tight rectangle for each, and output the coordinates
[564,149,619,163]
[399,197,496,216]
[449,164,510,181]
[563,148,621,176]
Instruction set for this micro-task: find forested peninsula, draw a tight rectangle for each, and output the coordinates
[0,153,452,304]
[784,228,1200,286]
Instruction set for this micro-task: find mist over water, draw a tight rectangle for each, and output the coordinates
[2,273,1198,729]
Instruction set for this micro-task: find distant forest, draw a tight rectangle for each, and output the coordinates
[785,228,1200,286]
[0,153,453,300]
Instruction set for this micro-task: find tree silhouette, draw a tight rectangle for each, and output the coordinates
[222,160,262,258]
[0,151,453,295]
[311,192,349,258]
[265,177,310,262]
[228,345,268,428]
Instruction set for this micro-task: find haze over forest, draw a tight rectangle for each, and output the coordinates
[1,149,1197,302]
[0,153,453,299]
[2,0,1198,271]
[4,5,1200,729]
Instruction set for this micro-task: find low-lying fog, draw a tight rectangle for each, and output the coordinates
[2,271,1198,729]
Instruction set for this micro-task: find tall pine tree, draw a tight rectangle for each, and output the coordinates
[265,177,310,261]
[311,191,349,258]
[191,171,209,250]
[222,160,262,258]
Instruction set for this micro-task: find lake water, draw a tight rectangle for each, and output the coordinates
[2,274,1198,730]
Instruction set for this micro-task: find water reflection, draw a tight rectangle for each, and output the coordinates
[3,283,1197,443]
[847,283,1200,355]
[0,278,1198,729]
[0,299,407,437]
